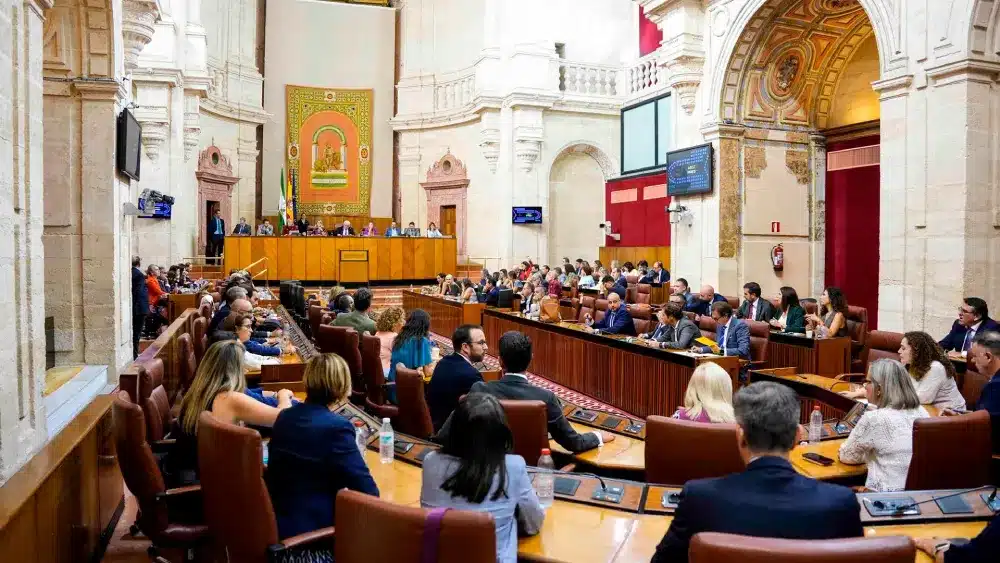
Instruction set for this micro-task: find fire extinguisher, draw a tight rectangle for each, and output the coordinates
[771,244,784,272]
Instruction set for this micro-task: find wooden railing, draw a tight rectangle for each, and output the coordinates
[120,308,197,402]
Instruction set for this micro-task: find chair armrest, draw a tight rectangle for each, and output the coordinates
[382,381,396,388]
[268,526,336,559]
[155,484,202,501]
[834,373,865,382]
[150,438,176,453]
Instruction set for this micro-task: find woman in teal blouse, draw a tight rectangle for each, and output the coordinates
[386,308,436,403]
[769,286,806,334]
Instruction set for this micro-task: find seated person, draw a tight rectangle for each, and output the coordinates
[426,222,443,237]
[386,309,436,402]
[694,301,750,359]
[403,222,421,237]
[483,277,501,307]
[806,287,849,338]
[640,261,670,284]
[769,286,806,334]
[333,220,355,236]
[384,221,401,237]
[650,382,863,562]
[939,297,1000,353]
[525,286,546,319]
[577,266,596,288]
[599,275,626,301]
[958,332,1000,453]
[460,279,478,303]
[266,354,379,543]
[332,287,377,336]
[585,293,636,336]
[256,218,274,235]
[684,284,727,316]
[673,278,695,308]
[421,394,544,563]
[648,303,700,349]
[898,331,966,410]
[165,340,294,486]
[360,221,378,236]
[326,286,349,314]
[737,282,776,322]
[311,220,327,236]
[915,509,1000,562]
[427,325,487,431]
[673,363,736,423]
[518,283,537,315]
[453,331,614,453]
[374,306,404,375]
[545,271,561,297]
[838,359,929,492]
[225,312,294,357]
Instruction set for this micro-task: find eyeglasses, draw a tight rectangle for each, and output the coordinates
[471,340,488,346]
[959,308,975,315]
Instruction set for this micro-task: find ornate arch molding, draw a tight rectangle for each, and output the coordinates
[711,0,900,128]
[547,141,618,181]
[42,0,118,79]
[970,0,1000,60]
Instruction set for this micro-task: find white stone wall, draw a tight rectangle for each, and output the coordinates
[1,0,50,484]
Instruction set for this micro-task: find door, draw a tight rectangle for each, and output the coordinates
[440,205,456,236]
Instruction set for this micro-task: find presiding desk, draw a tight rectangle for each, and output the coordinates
[482,310,740,419]
[401,291,486,340]
[223,236,457,283]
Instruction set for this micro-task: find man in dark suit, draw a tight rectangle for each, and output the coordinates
[640,261,670,284]
[131,256,149,358]
[648,303,700,350]
[335,220,356,236]
[939,297,1000,353]
[915,508,1000,562]
[427,325,487,431]
[696,301,750,359]
[232,217,252,235]
[206,208,225,265]
[294,217,310,234]
[600,275,627,301]
[587,293,636,336]
[483,278,500,307]
[650,382,863,562]
[685,284,727,316]
[737,281,776,322]
[458,331,613,453]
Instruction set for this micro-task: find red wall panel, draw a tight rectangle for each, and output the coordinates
[639,8,663,57]
[605,171,670,247]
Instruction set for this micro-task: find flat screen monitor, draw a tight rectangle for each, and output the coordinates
[137,198,172,219]
[116,109,142,181]
[512,206,543,224]
[666,143,713,196]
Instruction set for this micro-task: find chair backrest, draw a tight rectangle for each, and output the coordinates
[360,333,388,406]
[961,368,990,408]
[865,330,903,366]
[197,412,278,563]
[112,392,169,537]
[198,301,212,320]
[905,410,992,490]
[689,532,914,563]
[724,295,740,310]
[335,489,496,563]
[498,400,548,466]
[308,305,325,340]
[394,365,434,439]
[317,323,338,354]
[137,359,173,443]
[626,274,639,285]
[747,320,770,363]
[496,288,514,309]
[630,304,653,335]
[578,295,596,321]
[177,333,197,394]
[698,316,718,341]
[645,415,745,485]
[192,317,207,365]
[636,284,651,305]
[594,299,608,323]
[844,306,869,360]
[330,326,364,396]
[625,285,637,304]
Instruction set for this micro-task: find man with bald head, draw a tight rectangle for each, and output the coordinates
[585,292,637,336]
[686,283,727,317]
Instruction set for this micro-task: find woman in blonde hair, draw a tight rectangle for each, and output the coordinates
[672,362,736,423]
[266,353,379,546]
[166,340,294,485]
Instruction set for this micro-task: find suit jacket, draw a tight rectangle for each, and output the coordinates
[592,306,637,336]
[208,304,231,334]
[774,305,807,334]
[659,318,700,349]
[335,225,356,236]
[945,509,1000,563]
[295,219,310,233]
[939,318,1000,352]
[651,457,863,563]
[468,375,599,453]
[232,223,251,235]
[605,285,627,301]
[266,403,379,539]
[649,323,674,342]
[641,269,670,284]
[131,267,149,316]
[737,298,776,322]
[427,353,484,431]
[332,310,376,336]
[484,287,500,307]
[704,318,750,359]
[384,227,400,237]
[685,293,727,316]
[207,216,226,239]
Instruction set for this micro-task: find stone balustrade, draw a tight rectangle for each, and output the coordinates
[626,53,664,102]
[433,72,476,113]
[559,61,621,98]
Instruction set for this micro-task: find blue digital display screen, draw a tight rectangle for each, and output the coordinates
[512,206,543,224]
[138,198,172,219]
[666,143,713,196]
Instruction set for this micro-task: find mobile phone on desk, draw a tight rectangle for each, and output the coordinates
[802,452,834,467]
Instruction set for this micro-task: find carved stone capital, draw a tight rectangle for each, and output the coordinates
[663,55,705,115]
[479,128,500,173]
[513,124,543,173]
[140,121,169,161]
[122,0,162,72]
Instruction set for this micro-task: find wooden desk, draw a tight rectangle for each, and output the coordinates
[865,522,989,563]
[767,332,851,377]
[402,291,485,338]
[167,293,198,322]
[223,236,457,282]
[550,422,647,472]
[482,310,740,419]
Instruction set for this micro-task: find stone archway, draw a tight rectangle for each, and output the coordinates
[421,152,471,262]
[546,142,614,265]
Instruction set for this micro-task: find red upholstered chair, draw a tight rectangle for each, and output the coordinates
[138,360,175,445]
[636,284,652,305]
[626,274,639,285]
[725,295,740,310]
[594,299,609,323]
[177,333,197,399]
[645,415,745,485]
[192,317,207,366]
[961,369,990,409]
[196,412,335,563]
[112,392,209,560]
[577,295,596,322]
[688,532,914,563]
[863,330,903,369]
[905,410,992,490]
[308,305,325,341]
[802,300,818,316]
[198,301,212,321]
[361,333,398,420]
[328,326,365,404]
[316,324,338,355]
[626,285,637,304]
[698,316,718,341]
[629,304,653,335]
[498,400,548,466]
[747,320,770,366]
[394,366,434,440]
[334,489,496,563]
[845,306,869,373]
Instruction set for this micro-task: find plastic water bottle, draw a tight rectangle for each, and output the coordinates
[535,448,555,509]
[808,406,823,444]
[354,420,368,456]
[379,418,394,464]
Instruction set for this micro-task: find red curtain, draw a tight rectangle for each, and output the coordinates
[605,171,670,247]
[639,7,662,58]
[825,135,880,328]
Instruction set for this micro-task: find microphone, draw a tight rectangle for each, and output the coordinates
[870,485,997,515]
[527,466,608,491]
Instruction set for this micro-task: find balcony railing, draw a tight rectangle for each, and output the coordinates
[559,62,620,97]
[626,53,663,100]
[433,73,476,113]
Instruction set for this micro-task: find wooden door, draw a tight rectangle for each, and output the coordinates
[440,205,456,236]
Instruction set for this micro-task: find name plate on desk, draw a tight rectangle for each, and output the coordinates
[340,250,368,262]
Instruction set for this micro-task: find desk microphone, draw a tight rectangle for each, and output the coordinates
[527,467,608,491]
[871,485,997,515]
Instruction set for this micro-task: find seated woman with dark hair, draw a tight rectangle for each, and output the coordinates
[421,393,544,563]
[769,286,806,334]
[807,286,849,338]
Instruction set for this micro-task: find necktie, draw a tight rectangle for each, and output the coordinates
[721,324,729,356]
[750,301,756,321]
[963,328,975,352]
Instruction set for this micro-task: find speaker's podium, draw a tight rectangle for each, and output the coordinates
[339,250,369,283]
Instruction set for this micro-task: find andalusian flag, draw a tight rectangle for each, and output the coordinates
[277,168,287,233]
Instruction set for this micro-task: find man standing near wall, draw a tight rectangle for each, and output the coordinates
[131,256,148,358]
[207,208,226,264]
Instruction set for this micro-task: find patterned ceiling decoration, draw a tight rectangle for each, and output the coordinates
[720,0,875,129]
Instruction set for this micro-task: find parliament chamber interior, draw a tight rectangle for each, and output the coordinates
[3,0,1000,562]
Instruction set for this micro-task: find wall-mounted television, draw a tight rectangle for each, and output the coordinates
[512,206,543,224]
[117,108,142,181]
[666,143,713,196]
[137,198,172,219]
